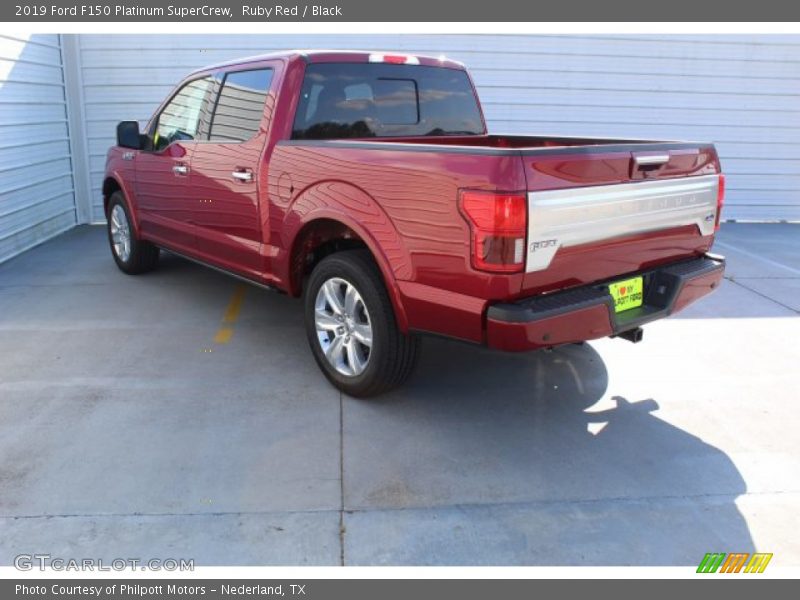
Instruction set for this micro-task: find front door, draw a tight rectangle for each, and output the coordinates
[135,76,214,253]
[188,67,276,279]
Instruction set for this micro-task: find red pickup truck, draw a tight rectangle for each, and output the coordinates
[104,50,725,396]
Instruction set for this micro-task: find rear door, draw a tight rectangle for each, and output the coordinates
[188,65,277,278]
[135,76,214,251]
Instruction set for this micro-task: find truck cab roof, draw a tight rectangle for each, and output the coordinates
[194,50,466,75]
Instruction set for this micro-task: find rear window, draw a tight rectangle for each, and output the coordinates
[292,63,485,140]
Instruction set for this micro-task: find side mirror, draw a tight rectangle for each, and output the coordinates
[117,121,142,149]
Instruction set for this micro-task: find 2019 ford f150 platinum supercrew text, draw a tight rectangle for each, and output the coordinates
[104,51,725,396]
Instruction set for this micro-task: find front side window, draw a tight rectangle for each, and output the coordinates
[292,63,485,140]
[209,68,274,143]
[154,76,214,151]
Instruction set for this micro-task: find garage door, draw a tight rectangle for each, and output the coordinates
[0,34,77,263]
[76,34,800,223]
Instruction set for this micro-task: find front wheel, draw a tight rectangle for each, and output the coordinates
[107,191,159,274]
[304,250,419,397]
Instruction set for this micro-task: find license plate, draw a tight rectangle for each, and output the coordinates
[609,276,644,313]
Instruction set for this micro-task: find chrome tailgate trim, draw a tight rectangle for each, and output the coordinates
[525,174,720,272]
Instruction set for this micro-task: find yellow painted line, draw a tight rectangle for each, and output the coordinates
[222,285,247,323]
[212,285,246,345]
[214,328,234,344]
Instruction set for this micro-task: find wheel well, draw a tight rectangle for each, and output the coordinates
[290,219,369,296]
[102,177,122,217]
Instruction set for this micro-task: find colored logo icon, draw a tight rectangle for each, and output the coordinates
[697,553,773,573]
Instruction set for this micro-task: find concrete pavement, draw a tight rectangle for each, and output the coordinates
[0,223,797,565]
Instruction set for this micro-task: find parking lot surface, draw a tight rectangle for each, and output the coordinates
[0,223,798,565]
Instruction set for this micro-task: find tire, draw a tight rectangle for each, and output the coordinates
[106,191,159,274]
[304,249,419,397]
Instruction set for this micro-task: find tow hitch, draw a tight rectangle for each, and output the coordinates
[616,327,644,344]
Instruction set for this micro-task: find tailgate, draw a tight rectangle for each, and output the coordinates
[519,142,722,294]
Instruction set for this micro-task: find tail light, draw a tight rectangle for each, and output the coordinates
[368,53,420,65]
[715,173,725,231]
[459,190,527,273]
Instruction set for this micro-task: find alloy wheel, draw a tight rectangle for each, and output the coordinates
[314,277,373,377]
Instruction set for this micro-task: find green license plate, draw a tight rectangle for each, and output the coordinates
[609,276,644,313]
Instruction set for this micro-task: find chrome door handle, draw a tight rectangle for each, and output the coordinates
[172,165,189,175]
[231,170,253,182]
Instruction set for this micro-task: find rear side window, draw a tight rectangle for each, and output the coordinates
[154,76,214,150]
[209,68,274,143]
[292,63,485,140]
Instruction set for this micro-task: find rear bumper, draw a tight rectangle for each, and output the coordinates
[486,255,725,352]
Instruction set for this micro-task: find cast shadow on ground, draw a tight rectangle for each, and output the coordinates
[342,338,756,565]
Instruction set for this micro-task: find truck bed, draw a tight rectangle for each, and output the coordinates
[285,134,719,189]
[273,134,721,311]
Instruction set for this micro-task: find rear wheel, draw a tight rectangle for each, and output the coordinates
[107,191,159,274]
[305,250,419,397]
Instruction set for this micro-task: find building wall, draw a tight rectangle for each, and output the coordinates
[2,34,799,263]
[0,34,77,263]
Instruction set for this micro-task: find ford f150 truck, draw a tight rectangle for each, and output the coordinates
[104,50,725,397]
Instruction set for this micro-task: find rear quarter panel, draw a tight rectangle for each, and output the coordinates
[268,144,528,341]
[269,143,526,293]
